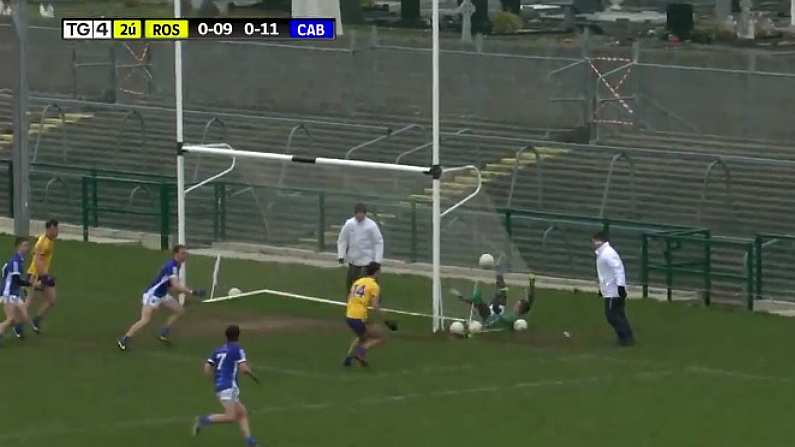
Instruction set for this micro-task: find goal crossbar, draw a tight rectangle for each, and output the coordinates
[181,144,434,176]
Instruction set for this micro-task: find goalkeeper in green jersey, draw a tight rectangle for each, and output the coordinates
[453,270,536,330]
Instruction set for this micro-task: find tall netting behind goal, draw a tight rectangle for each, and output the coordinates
[180,145,528,330]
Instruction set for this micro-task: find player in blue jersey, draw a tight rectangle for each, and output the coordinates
[116,245,205,351]
[193,324,260,447]
[0,237,34,343]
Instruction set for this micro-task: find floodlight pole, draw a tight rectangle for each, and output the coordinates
[431,0,442,332]
[12,0,30,237]
[175,0,187,303]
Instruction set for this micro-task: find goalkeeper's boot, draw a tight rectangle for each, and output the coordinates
[31,317,42,334]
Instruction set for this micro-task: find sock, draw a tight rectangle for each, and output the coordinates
[245,436,257,446]
[159,326,170,338]
[354,346,367,358]
[13,324,23,335]
[32,316,41,325]
[199,415,211,427]
[120,335,129,344]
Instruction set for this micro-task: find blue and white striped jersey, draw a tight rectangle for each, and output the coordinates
[144,259,179,298]
[207,342,247,392]
[1,253,25,298]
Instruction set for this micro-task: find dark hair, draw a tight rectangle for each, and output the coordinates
[365,262,381,276]
[592,231,609,242]
[225,324,240,342]
[354,203,367,214]
[173,244,187,254]
[45,219,59,229]
[14,236,28,248]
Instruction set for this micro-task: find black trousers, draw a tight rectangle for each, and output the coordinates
[604,297,634,345]
[346,264,368,294]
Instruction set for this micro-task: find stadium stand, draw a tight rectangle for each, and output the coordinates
[2,93,795,303]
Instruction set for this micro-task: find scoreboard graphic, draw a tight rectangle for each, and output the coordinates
[62,18,336,41]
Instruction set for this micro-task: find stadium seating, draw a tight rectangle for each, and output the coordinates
[2,94,794,302]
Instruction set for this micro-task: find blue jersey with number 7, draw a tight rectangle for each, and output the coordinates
[207,342,247,392]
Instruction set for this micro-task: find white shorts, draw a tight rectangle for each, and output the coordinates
[216,387,240,403]
[0,295,23,305]
[141,293,177,308]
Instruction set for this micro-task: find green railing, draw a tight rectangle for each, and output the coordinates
[641,232,755,310]
[80,175,174,250]
[0,161,789,311]
[754,233,795,302]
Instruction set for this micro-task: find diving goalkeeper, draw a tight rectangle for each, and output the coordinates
[453,271,535,330]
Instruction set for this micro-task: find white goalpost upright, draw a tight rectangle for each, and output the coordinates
[174,2,451,331]
[174,0,187,305]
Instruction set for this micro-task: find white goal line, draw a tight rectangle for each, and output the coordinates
[202,287,467,322]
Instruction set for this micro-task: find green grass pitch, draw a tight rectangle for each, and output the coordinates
[1,236,794,446]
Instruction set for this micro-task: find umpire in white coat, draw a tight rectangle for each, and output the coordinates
[592,231,635,346]
[337,203,384,293]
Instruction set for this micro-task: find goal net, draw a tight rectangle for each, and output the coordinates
[179,144,529,331]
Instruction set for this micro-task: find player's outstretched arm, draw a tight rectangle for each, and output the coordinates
[239,361,260,384]
[168,277,206,298]
[370,296,398,331]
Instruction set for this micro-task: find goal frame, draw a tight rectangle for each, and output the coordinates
[177,143,453,331]
[173,1,447,330]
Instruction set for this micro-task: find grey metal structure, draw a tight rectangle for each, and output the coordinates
[12,0,29,236]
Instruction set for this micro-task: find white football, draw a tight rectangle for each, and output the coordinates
[449,321,466,335]
[513,319,528,331]
[478,253,495,268]
[228,287,242,296]
[468,320,483,334]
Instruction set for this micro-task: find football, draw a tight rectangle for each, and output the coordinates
[449,321,466,335]
[468,320,483,333]
[478,253,495,268]
[513,319,528,331]
[228,287,242,296]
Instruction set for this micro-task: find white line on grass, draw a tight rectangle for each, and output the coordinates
[686,365,794,383]
[0,371,659,442]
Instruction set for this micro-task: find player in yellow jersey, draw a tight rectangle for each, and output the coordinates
[24,219,59,335]
[343,262,397,367]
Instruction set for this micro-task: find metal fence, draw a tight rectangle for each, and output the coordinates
[2,3,795,307]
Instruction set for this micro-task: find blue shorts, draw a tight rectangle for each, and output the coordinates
[346,318,367,337]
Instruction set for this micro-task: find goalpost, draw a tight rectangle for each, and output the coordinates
[176,141,487,332]
[172,2,526,332]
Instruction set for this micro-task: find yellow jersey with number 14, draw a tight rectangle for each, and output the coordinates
[27,234,55,276]
[345,277,380,321]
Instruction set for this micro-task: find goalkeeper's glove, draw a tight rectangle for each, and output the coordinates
[618,286,627,299]
[384,320,399,331]
[192,289,207,298]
